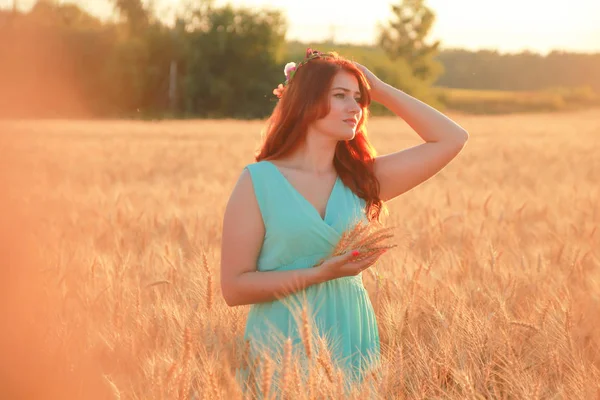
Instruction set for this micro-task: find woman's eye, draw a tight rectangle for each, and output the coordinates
[334,93,361,102]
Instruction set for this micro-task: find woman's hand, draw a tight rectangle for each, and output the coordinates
[353,62,385,99]
[314,248,388,281]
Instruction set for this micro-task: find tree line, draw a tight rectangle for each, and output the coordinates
[436,48,600,94]
[0,0,597,119]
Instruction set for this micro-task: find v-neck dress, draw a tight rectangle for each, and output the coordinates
[235,160,381,398]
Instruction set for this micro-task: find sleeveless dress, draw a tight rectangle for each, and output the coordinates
[235,160,381,398]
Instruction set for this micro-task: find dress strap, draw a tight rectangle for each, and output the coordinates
[244,161,275,228]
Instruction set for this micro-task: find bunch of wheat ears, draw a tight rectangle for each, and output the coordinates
[315,219,399,267]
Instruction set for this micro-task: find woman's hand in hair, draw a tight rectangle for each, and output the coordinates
[353,62,384,97]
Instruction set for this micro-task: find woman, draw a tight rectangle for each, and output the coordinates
[220,48,469,397]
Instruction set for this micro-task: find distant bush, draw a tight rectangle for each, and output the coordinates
[542,86,600,106]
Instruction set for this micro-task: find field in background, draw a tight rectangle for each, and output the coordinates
[1,109,599,399]
[435,86,600,115]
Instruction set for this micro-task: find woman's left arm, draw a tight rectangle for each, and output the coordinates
[355,63,469,202]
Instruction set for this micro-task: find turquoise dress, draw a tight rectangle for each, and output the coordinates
[235,160,381,398]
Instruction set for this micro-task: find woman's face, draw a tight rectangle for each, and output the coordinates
[312,70,363,141]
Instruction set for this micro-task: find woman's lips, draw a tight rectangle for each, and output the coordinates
[344,119,357,127]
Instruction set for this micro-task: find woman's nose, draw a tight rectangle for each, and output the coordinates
[347,99,361,113]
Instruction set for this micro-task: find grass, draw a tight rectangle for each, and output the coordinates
[0,107,599,399]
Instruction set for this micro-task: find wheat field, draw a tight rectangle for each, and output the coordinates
[0,108,599,399]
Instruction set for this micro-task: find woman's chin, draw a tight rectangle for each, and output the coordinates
[331,131,356,142]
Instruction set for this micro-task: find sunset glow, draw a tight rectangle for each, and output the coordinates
[2,0,599,54]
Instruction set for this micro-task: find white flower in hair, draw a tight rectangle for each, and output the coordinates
[284,62,297,80]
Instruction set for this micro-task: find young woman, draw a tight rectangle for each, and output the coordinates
[221,48,469,397]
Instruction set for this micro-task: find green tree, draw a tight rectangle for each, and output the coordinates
[377,0,444,106]
[111,0,149,36]
[179,4,287,118]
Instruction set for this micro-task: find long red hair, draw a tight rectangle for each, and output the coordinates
[255,50,385,222]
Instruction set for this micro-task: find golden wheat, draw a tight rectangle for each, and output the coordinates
[333,219,399,258]
[280,337,292,399]
[300,305,313,361]
[314,219,399,267]
[1,110,599,399]
[260,353,273,400]
[316,336,334,383]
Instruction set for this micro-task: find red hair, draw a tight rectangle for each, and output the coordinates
[255,51,385,222]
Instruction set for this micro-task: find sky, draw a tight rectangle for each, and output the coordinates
[3,0,600,55]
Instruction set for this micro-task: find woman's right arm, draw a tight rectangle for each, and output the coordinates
[220,169,328,307]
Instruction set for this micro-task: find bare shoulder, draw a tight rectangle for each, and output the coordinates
[223,167,265,235]
[220,167,265,303]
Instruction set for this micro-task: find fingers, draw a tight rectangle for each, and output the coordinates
[357,248,387,270]
[354,248,385,263]
[336,248,388,276]
[339,249,361,263]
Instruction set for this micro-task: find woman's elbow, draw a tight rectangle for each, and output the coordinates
[221,281,239,307]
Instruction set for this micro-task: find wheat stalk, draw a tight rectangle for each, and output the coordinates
[307,366,316,400]
[178,326,194,400]
[332,219,372,254]
[206,270,213,312]
[300,305,313,360]
[208,365,221,400]
[290,359,302,398]
[510,320,539,332]
[164,358,179,398]
[316,336,334,383]
[334,220,398,256]
[261,353,273,400]
[315,220,399,267]
[335,368,345,399]
[280,337,292,399]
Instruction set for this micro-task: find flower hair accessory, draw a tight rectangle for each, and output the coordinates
[272,48,332,98]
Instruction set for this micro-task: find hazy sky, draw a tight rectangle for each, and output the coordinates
[4,0,599,55]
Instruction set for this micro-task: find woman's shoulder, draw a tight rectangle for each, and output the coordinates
[243,159,268,170]
[240,160,275,193]
[242,160,268,179]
